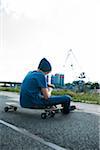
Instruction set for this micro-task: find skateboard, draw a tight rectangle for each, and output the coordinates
[4,102,76,119]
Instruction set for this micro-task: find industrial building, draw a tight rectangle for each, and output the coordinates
[51,74,64,87]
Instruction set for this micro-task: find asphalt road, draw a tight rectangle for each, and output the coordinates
[0,91,100,150]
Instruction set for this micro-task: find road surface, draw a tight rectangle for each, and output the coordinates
[0,91,100,150]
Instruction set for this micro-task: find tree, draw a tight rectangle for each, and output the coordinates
[91,82,100,89]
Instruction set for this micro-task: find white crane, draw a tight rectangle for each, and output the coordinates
[63,49,87,81]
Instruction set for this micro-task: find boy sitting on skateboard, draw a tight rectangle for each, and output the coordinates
[20,58,72,114]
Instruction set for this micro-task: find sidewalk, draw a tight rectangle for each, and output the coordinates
[72,101,100,115]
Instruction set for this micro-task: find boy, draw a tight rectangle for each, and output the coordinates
[20,58,72,114]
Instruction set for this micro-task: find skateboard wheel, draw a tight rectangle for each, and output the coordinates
[60,109,63,113]
[50,111,55,117]
[4,107,9,112]
[70,105,76,111]
[55,109,59,113]
[14,107,17,111]
[41,113,47,119]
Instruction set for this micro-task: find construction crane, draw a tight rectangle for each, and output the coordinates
[63,49,87,81]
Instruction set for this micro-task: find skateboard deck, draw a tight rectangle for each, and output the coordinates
[4,102,63,119]
[4,102,76,119]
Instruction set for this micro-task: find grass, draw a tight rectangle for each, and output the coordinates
[0,87,100,104]
[0,87,20,93]
[52,89,100,105]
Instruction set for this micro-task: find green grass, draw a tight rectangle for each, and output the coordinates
[0,87,100,104]
[52,89,100,104]
[0,87,20,93]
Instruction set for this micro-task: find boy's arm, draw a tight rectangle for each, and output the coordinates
[41,88,49,100]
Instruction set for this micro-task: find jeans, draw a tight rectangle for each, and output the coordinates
[41,95,71,106]
[20,93,71,113]
[41,95,71,114]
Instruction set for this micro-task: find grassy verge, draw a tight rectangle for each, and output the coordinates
[0,87,100,104]
[0,87,20,93]
[52,89,100,105]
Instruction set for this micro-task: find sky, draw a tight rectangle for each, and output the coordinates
[0,0,100,83]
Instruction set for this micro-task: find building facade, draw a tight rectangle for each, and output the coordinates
[51,74,64,87]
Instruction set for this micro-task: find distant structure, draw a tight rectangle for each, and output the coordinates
[64,49,89,82]
[51,74,64,87]
[0,81,21,88]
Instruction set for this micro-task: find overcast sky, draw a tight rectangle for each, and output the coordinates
[0,0,100,83]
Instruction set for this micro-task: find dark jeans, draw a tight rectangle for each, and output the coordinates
[41,95,70,105]
[20,94,71,114]
[41,95,71,114]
